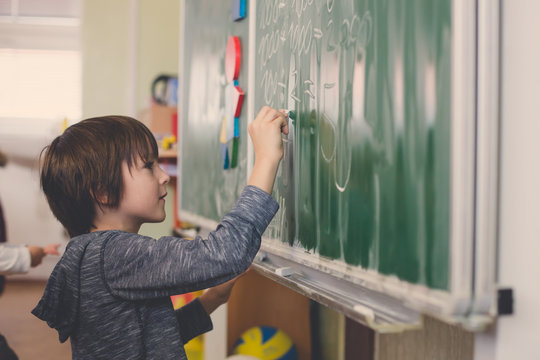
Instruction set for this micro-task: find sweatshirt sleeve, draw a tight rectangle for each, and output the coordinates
[102,186,278,300]
[175,298,213,343]
[0,244,31,275]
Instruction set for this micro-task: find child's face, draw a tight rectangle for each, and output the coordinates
[117,157,170,230]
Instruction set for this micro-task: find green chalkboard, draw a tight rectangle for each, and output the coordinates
[180,0,461,295]
[179,0,249,222]
[180,0,502,326]
[255,0,451,290]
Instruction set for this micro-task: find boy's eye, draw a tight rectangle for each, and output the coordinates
[144,161,154,169]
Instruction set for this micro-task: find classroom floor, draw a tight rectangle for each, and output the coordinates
[0,280,71,359]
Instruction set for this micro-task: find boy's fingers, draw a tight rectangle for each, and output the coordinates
[280,117,289,135]
[281,124,289,135]
[271,112,288,133]
[254,106,288,133]
[262,107,284,122]
[257,106,272,120]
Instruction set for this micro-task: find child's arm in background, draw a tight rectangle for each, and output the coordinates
[28,243,60,267]
[0,243,60,274]
[247,106,288,194]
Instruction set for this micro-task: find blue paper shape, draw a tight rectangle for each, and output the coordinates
[232,0,246,21]
[222,143,230,169]
[234,117,240,138]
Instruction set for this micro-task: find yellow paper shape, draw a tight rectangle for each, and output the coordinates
[220,115,227,144]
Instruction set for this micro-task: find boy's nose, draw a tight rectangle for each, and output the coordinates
[159,166,170,184]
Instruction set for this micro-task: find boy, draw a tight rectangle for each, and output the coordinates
[32,106,288,359]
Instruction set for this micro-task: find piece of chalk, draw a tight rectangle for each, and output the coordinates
[286,110,296,120]
[353,304,375,321]
[281,110,294,130]
[275,267,294,277]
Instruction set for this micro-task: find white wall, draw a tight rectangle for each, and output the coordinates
[81,0,132,118]
[81,0,178,238]
[136,0,179,238]
[484,0,540,358]
[136,0,179,111]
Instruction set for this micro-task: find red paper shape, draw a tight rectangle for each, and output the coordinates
[233,85,244,117]
[225,36,241,82]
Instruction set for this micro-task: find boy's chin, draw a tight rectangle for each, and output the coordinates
[147,214,166,223]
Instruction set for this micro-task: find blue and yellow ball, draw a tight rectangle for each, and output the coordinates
[232,326,297,360]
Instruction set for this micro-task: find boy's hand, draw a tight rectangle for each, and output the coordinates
[249,106,288,164]
[248,106,288,193]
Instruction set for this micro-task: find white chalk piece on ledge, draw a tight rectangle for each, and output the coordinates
[275,267,294,277]
[353,304,375,322]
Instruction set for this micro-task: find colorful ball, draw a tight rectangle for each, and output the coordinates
[232,326,297,360]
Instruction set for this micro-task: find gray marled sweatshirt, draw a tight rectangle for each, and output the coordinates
[32,186,278,359]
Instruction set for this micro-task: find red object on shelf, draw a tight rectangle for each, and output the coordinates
[172,112,178,138]
[149,103,177,135]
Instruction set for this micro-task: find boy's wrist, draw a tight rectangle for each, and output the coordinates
[248,159,280,194]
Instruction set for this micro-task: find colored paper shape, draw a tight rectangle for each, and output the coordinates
[232,0,246,21]
[220,116,227,144]
[225,36,241,82]
[233,86,244,117]
[225,83,234,142]
[222,143,230,169]
[225,82,244,142]
[230,138,239,168]
[234,117,240,138]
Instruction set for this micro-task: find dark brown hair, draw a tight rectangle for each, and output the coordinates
[40,116,158,237]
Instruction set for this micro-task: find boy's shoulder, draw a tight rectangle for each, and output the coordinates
[64,231,123,258]
[67,231,109,248]
[66,230,155,253]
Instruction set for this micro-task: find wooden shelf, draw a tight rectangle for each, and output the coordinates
[227,271,312,359]
[158,148,177,159]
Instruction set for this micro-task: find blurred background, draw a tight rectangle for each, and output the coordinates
[0,0,180,280]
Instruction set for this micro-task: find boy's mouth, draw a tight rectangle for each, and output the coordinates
[159,193,167,200]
